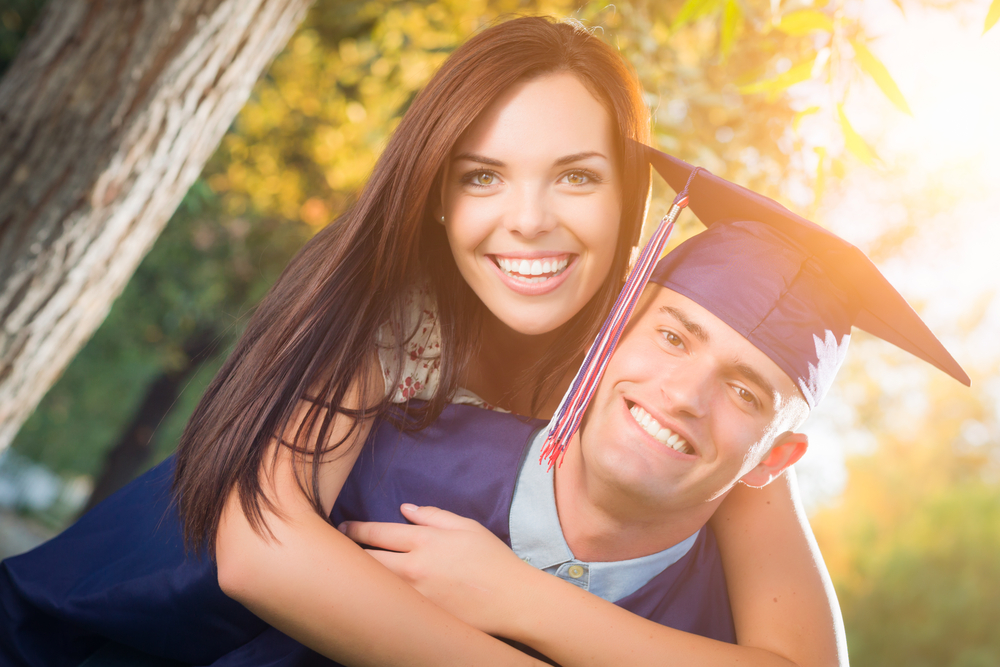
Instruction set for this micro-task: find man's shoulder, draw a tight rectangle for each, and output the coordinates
[615,526,737,643]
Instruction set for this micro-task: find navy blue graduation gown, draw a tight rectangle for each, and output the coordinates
[0,404,734,666]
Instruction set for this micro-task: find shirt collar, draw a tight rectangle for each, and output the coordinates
[509,426,700,603]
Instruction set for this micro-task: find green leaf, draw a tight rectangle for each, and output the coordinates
[851,40,912,115]
[838,105,878,166]
[774,10,834,36]
[985,0,1000,34]
[720,0,743,58]
[739,56,816,95]
[674,0,724,29]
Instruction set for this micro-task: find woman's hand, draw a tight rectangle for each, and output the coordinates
[340,504,543,637]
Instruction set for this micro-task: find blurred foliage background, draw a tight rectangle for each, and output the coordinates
[2,0,999,664]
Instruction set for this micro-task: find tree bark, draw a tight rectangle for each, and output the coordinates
[0,0,312,451]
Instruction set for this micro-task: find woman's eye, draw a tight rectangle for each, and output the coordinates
[561,170,599,186]
[463,170,499,188]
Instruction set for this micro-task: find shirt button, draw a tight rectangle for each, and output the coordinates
[567,564,585,579]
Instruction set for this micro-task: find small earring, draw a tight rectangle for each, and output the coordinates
[439,215,445,223]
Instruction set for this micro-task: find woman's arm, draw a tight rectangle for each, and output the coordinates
[343,489,847,667]
[214,364,543,667]
[708,469,848,667]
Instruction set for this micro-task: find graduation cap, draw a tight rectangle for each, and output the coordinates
[541,146,970,468]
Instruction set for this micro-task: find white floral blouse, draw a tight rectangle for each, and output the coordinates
[376,284,503,411]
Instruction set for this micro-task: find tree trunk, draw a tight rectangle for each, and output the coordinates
[80,328,219,515]
[0,0,312,451]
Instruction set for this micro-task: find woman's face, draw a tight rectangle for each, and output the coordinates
[441,71,623,337]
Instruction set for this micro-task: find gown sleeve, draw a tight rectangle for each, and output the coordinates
[0,457,267,666]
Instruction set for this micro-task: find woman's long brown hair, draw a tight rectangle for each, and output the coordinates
[174,16,651,554]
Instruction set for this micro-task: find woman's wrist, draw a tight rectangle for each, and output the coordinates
[492,559,558,641]
[497,563,600,650]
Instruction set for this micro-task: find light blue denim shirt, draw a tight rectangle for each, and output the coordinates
[509,426,699,603]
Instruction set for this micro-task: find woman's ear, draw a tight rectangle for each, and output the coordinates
[739,432,808,489]
[434,165,449,225]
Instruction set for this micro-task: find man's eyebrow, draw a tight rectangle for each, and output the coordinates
[452,152,504,167]
[735,362,777,405]
[555,151,607,166]
[660,306,709,343]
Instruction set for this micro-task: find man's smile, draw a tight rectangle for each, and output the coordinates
[625,400,695,456]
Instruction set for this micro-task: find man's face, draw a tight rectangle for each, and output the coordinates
[577,286,807,513]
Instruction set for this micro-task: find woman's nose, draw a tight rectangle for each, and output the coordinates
[504,186,555,239]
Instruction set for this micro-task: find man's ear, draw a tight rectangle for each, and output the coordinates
[739,432,808,489]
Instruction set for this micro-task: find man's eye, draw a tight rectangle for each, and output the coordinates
[735,387,756,405]
[661,331,684,348]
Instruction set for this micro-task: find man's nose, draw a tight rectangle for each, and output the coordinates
[504,184,556,239]
[659,360,711,420]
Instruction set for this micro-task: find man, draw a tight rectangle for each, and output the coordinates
[322,147,970,666]
[1,149,969,666]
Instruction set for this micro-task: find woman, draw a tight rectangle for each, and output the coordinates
[0,16,843,667]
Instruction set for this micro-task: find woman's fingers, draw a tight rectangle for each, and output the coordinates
[399,503,484,531]
[339,520,418,552]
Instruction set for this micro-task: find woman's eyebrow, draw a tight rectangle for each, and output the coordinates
[452,152,504,167]
[555,151,607,165]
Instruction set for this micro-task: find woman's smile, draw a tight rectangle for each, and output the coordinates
[486,253,577,295]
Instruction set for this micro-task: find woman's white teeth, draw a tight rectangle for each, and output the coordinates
[628,404,693,455]
[497,257,569,282]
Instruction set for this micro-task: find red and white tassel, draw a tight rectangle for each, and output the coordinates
[540,169,702,469]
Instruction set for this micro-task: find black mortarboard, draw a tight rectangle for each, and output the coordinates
[645,146,971,406]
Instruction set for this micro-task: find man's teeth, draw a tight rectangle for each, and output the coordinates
[629,405,694,455]
[496,256,569,283]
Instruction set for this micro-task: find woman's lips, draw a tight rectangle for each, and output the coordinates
[486,253,578,296]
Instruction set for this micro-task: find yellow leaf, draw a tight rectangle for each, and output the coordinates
[831,157,846,180]
[674,0,724,29]
[838,105,878,166]
[813,146,827,205]
[739,56,816,95]
[985,0,1000,34]
[720,0,743,58]
[851,40,912,116]
[794,105,821,131]
[775,10,833,36]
